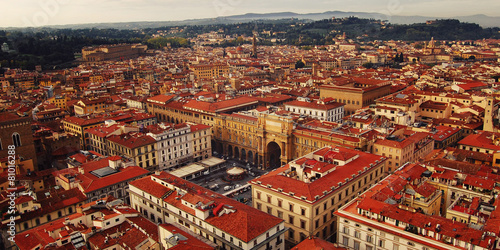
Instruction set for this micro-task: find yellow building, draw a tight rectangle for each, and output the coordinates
[251,146,386,244]
[214,110,379,169]
[292,119,373,156]
[73,97,110,116]
[419,100,452,120]
[427,164,495,216]
[10,188,87,232]
[373,131,434,172]
[82,44,147,64]
[446,196,487,225]
[89,74,104,83]
[106,133,158,171]
[215,111,295,169]
[188,122,213,161]
[62,116,107,149]
[319,77,391,115]
[39,77,60,88]
[190,63,229,79]
[48,95,69,110]
[0,157,36,192]
[402,182,442,216]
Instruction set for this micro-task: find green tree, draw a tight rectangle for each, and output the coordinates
[362,62,374,69]
[295,60,305,69]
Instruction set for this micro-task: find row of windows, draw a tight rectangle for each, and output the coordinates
[256,167,382,217]
[22,206,76,230]
[422,108,444,114]
[135,193,276,250]
[0,133,22,149]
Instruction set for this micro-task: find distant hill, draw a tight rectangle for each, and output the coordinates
[225,12,500,28]
[1,15,499,71]
[3,11,500,30]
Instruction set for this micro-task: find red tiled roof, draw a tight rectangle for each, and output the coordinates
[292,236,347,250]
[458,131,500,151]
[133,173,283,243]
[463,175,495,190]
[147,94,176,104]
[431,126,460,141]
[77,165,149,193]
[88,221,150,249]
[159,224,215,249]
[127,216,159,242]
[336,161,497,249]
[189,123,212,132]
[15,213,84,250]
[184,97,258,113]
[252,147,386,203]
[106,133,156,148]
[421,99,448,110]
[129,177,172,199]
[224,113,258,122]
[13,189,87,224]
[15,195,34,204]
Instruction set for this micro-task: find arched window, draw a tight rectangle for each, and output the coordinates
[35,218,40,225]
[68,207,73,214]
[47,215,52,221]
[12,133,21,147]
[58,211,62,217]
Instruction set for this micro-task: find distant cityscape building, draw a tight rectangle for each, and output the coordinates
[82,44,147,64]
[3,29,500,250]
[1,42,9,52]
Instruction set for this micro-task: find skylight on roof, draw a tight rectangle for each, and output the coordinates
[90,167,118,178]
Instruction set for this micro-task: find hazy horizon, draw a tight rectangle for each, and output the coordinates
[1,0,500,28]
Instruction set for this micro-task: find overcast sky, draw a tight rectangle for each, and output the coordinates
[1,0,499,27]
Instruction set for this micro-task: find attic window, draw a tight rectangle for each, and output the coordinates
[289,192,295,196]
[278,188,283,192]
